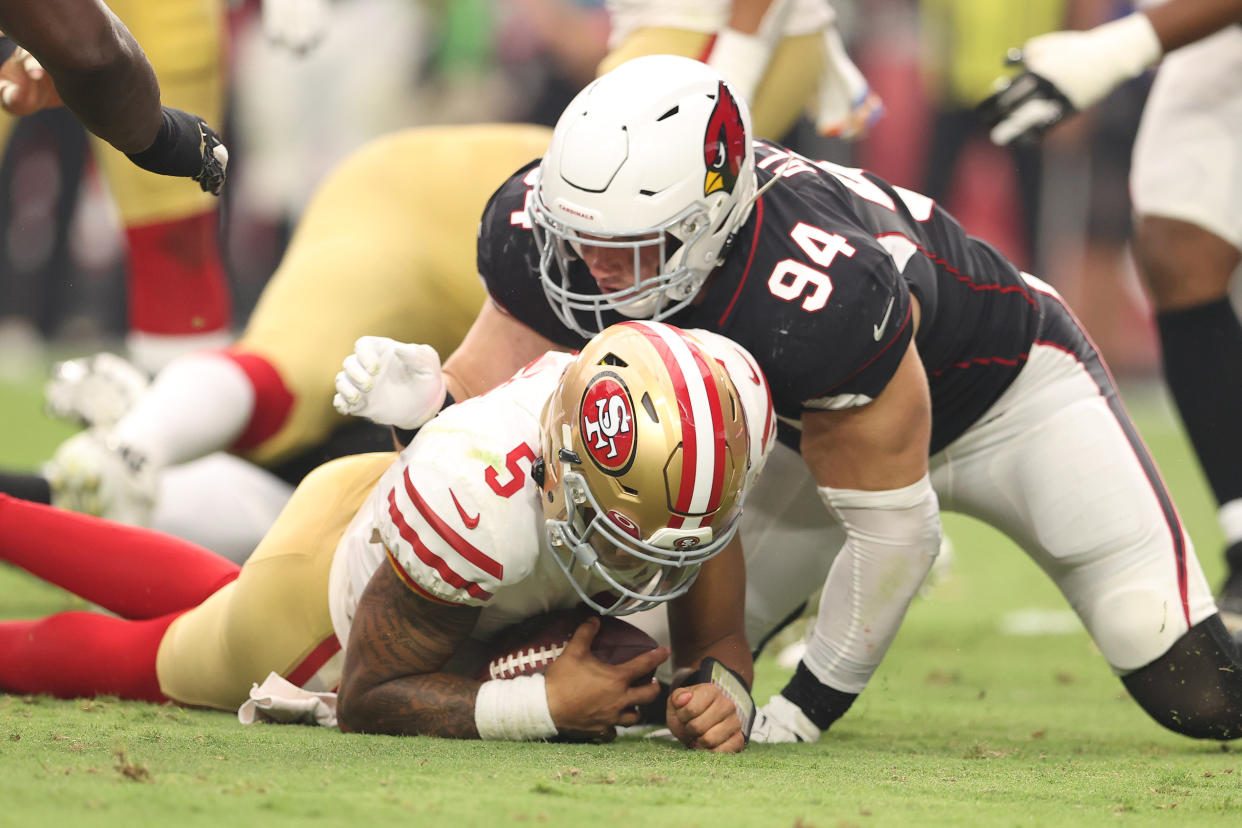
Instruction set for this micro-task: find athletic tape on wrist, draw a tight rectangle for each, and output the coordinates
[474,674,558,741]
[685,657,755,742]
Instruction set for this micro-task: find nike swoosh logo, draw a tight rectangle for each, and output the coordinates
[449,488,480,530]
[873,297,895,341]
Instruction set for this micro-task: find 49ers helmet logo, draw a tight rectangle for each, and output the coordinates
[703,81,746,198]
[579,373,636,475]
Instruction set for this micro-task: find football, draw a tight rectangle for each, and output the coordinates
[474,608,659,682]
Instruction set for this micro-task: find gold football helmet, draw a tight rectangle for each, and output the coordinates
[539,320,751,615]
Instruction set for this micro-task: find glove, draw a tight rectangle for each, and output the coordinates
[262,0,331,55]
[333,336,447,430]
[126,107,229,195]
[814,26,883,139]
[979,13,1162,147]
[44,430,158,527]
[44,353,149,429]
[750,694,822,744]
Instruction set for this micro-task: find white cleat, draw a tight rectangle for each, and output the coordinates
[45,353,149,429]
[44,430,158,526]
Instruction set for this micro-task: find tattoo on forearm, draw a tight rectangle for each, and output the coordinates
[339,561,483,738]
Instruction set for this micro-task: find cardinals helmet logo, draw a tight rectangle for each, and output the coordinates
[703,82,746,197]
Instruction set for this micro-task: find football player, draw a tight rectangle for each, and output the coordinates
[0,322,774,752]
[2,124,553,561]
[978,0,1242,621]
[0,0,232,372]
[600,0,881,140]
[346,55,1242,743]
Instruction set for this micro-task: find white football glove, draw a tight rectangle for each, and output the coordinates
[44,430,158,527]
[980,13,1162,146]
[333,336,447,430]
[44,353,149,429]
[262,0,331,55]
[814,26,883,139]
[749,694,822,744]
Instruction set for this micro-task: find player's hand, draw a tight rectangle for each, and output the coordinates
[0,47,61,116]
[43,430,157,526]
[44,353,149,429]
[262,0,330,55]
[815,26,883,140]
[749,694,822,744]
[544,616,669,742]
[978,14,1161,146]
[667,682,746,753]
[333,337,447,430]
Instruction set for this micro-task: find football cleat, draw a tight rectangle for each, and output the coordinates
[44,353,149,429]
[1217,541,1242,633]
[44,430,158,527]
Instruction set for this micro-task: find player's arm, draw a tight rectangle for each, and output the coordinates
[338,559,667,740]
[664,535,754,753]
[754,338,941,742]
[0,0,158,151]
[337,561,484,738]
[442,300,567,401]
[0,0,227,192]
[979,0,1242,146]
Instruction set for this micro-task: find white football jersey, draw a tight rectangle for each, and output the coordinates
[328,335,776,653]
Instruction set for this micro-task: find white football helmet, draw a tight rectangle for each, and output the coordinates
[539,321,751,615]
[530,55,757,337]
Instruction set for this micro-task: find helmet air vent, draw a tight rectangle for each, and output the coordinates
[656,105,679,121]
[640,392,659,423]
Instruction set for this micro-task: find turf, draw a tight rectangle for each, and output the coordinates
[2,369,1241,827]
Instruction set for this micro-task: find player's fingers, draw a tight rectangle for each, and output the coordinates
[616,707,642,727]
[352,337,384,373]
[21,52,43,80]
[563,615,601,656]
[691,711,742,751]
[990,98,1061,146]
[0,80,16,110]
[674,686,733,732]
[333,372,361,407]
[623,677,662,708]
[617,645,669,681]
[341,354,373,390]
[707,729,747,754]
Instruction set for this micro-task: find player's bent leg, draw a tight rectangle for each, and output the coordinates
[151,454,296,564]
[1121,614,1242,740]
[933,297,1242,736]
[155,452,393,710]
[236,124,551,467]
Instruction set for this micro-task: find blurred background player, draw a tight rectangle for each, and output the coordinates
[0,124,553,562]
[980,0,1242,620]
[601,0,882,141]
[0,0,232,375]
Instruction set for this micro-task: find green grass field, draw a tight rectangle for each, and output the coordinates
[1,367,1240,827]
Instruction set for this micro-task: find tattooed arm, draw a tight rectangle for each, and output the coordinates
[336,559,483,737]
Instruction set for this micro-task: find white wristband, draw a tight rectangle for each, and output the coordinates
[706,28,771,106]
[474,674,558,741]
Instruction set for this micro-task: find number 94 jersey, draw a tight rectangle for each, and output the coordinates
[480,141,1039,455]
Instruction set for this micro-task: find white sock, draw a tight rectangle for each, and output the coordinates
[111,351,255,468]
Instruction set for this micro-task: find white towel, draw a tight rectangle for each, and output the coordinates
[237,672,339,728]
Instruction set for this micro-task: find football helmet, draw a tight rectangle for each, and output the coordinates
[539,321,751,615]
[530,55,757,336]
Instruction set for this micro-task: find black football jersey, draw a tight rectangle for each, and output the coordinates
[478,142,1040,454]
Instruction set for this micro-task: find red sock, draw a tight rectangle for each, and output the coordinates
[126,211,231,337]
[0,495,239,619]
[219,349,296,451]
[0,612,176,702]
